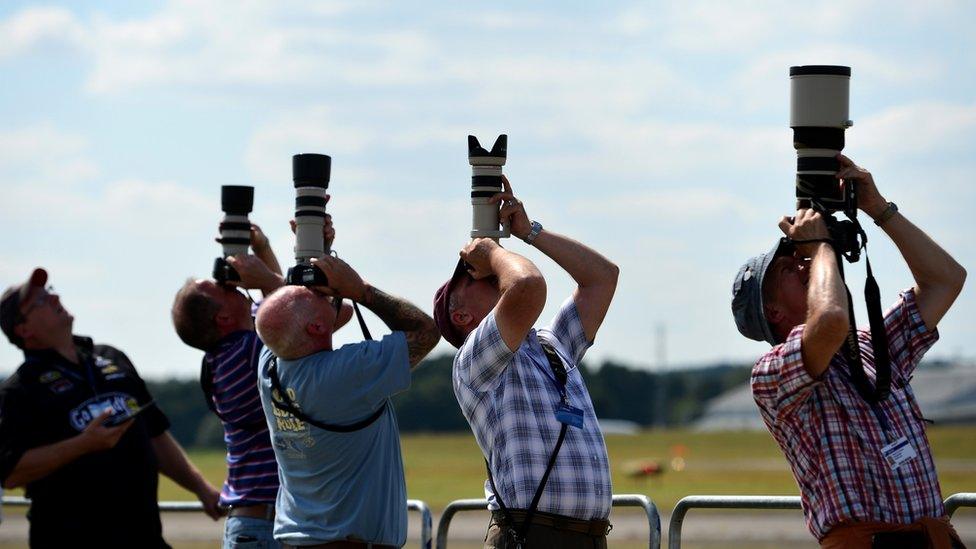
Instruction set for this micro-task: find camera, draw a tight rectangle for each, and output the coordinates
[213,185,255,283]
[790,65,861,261]
[285,153,331,286]
[468,134,510,239]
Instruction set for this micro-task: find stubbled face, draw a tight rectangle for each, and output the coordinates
[453,276,501,332]
[764,254,811,333]
[17,286,74,346]
[197,280,252,327]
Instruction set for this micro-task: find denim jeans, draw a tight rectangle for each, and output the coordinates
[223,515,279,549]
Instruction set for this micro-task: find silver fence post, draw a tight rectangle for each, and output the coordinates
[944,492,976,518]
[668,495,802,549]
[408,499,434,549]
[436,498,488,549]
[611,494,662,549]
[435,495,661,549]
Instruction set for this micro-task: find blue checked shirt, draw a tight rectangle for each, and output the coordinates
[453,297,612,520]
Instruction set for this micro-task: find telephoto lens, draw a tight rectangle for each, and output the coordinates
[790,65,853,213]
[286,153,331,287]
[212,185,255,283]
[468,134,511,239]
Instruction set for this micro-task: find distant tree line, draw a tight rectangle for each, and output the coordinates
[146,354,751,449]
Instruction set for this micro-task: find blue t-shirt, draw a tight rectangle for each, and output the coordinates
[258,332,411,546]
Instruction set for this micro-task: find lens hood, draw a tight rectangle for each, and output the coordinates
[221,186,254,215]
[293,153,331,189]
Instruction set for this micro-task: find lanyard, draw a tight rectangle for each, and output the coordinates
[829,357,894,441]
[530,338,569,404]
[53,353,101,397]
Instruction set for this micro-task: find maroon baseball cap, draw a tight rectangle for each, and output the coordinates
[1,268,49,348]
[432,259,471,348]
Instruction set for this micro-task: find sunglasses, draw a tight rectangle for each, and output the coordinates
[17,285,55,323]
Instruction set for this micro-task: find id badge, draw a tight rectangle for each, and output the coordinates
[880,436,918,471]
[554,403,584,429]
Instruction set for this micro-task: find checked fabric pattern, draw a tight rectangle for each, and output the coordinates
[453,297,612,521]
[752,288,944,540]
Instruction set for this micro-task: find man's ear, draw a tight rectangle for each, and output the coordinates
[450,309,472,329]
[13,323,32,343]
[306,321,329,336]
[764,303,784,327]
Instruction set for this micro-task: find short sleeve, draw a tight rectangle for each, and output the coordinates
[211,333,266,426]
[751,324,821,421]
[883,288,939,381]
[542,297,592,366]
[453,311,516,393]
[0,382,31,484]
[97,345,170,437]
[351,331,411,404]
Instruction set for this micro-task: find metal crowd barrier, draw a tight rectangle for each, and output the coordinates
[1,496,433,549]
[668,495,802,549]
[436,494,661,549]
[944,492,976,518]
[668,492,976,548]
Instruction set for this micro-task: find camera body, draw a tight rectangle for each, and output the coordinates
[790,65,861,260]
[468,134,510,239]
[213,185,255,284]
[285,153,331,287]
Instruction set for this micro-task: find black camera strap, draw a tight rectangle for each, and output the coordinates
[267,355,387,433]
[484,340,570,548]
[834,223,892,405]
[266,291,382,433]
[334,296,373,341]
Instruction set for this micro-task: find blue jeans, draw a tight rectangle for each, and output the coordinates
[223,515,279,549]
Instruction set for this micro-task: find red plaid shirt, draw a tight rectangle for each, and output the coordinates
[752,288,944,540]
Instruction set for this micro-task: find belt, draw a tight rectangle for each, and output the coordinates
[491,509,611,536]
[282,542,396,549]
[228,503,275,521]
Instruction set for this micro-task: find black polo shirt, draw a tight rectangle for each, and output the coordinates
[0,336,171,548]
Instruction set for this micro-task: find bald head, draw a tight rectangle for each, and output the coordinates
[256,285,337,359]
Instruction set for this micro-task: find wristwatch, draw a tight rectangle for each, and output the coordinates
[523,220,543,245]
[874,202,898,226]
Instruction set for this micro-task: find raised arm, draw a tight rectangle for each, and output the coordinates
[837,154,966,330]
[249,223,283,277]
[460,238,546,351]
[490,177,617,341]
[310,256,440,368]
[778,210,850,378]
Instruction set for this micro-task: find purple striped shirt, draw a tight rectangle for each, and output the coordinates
[204,330,279,506]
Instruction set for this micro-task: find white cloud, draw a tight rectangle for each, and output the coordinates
[570,188,758,222]
[0,6,86,59]
[0,124,98,184]
[857,100,976,157]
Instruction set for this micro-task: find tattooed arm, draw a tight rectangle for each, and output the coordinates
[361,285,440,368]
[310,255,440,368]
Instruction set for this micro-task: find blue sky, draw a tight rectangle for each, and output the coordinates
[1,1,974,379]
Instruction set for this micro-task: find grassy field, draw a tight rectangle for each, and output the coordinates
[148,425,976,511]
